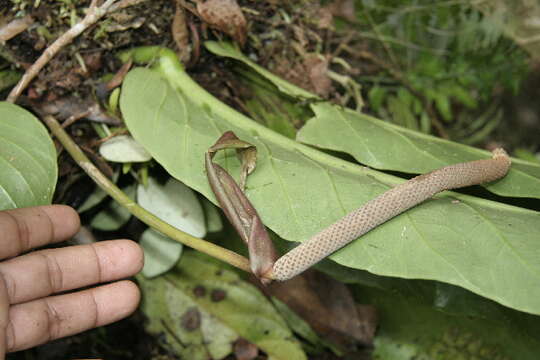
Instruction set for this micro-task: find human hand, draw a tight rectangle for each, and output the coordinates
[0,205,143,357]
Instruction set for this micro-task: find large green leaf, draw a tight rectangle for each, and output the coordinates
[119,48,540,315]
[319,260,540,358]
[138,251,306,360]
[0,102,57,210]
[203,41,540,199]
[297,102,540,199]
[364,284,540,360]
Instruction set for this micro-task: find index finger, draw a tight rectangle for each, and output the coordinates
[0,205,80,260]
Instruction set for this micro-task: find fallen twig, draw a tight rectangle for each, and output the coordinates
[6,0,137,103]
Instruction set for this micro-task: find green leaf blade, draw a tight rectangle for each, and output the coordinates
[140,228,183,278]
[139,251,307,360]
[297,102,540,199]
[120,58,540,315]
[203,41,540,199]
[0,102,57,209]
[332,197,540,313]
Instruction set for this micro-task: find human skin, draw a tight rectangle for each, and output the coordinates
[0,205,144,357]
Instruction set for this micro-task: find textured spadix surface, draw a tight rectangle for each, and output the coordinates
[272,150,511,280]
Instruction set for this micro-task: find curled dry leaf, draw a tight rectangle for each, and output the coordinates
[104,58,133,92]
[316,6,334,29]
[172,0,191,63]
[304,55,332,97]
[197,0,247,47]
[36,96,121,125]
[327,0,356,22]
[205,131,277,281]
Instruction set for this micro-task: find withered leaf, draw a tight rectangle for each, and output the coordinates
[205,131,277,282]
[260,270,377,350]
[207,130,256,189]
[327,0,356,22]
[197,0,247,47]
[172,0,191,63]
[304,55,332,98]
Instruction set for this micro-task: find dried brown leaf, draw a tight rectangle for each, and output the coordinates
[260,270,377,350]
[328,0,356,22]
[172,0,191,63]
[197,0,247,47]
[105,58,132,91]
[304,55,332,97]
[206,131,277,281]
[317,6,334,29]
[36,96,121,126]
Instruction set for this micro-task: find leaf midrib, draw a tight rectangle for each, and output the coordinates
[153,59,539,217]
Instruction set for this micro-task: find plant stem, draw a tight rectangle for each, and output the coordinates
[43,115,251,274]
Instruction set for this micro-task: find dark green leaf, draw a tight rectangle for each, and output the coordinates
[0,102,57,210]
[119,50,540,314]
[297,102,540,199]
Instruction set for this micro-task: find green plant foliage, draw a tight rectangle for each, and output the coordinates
[201,197,224,233]
[138,251,307,360]
[77,171,119,213]
[241,72,302,139]
[366,284,538,360]
[137,177,206,238]
[139,228,183,278]
[136,176,209,277]
[203,41,540,199]
[119,48,540,315]
[0,102,57,210]
[271,297,335,355]
[356,2,528,140]
[98,134,152,163]
[205,41,317,101]
[0,70,21,92]
[319,262,540,359]
[297,102,540,199]
[90,184,135,231]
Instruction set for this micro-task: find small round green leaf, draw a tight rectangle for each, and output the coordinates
[90,184,135,231]
[137,177,206,238]
[99,135,152,163]
[140,228,183,278]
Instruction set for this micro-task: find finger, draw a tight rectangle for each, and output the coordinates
[0,205,80,259]
[6,280,140,353]
[0,273,9,358]
[0,240,144,304]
